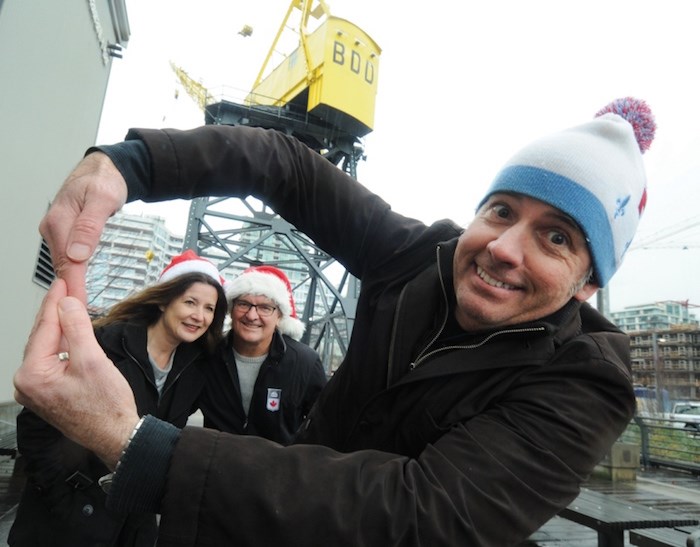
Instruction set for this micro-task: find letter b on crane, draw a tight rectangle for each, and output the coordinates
[333,41,375,84]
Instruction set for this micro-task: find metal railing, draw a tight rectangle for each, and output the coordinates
[619,415,700,474]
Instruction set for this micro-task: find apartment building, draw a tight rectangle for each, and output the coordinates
[86,211,184,315]
[612,302,700,404]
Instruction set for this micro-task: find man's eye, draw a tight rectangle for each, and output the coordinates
[548,230,569,246]
[493,204,510,218]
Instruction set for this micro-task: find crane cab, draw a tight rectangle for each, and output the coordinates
[246,15,381,138]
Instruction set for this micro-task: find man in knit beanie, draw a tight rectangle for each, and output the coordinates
[198,265,327,445]
[477,98,653,289]
[20,98,656,546]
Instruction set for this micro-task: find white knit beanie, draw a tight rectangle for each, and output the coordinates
[479,97,656,287]
[225,265,306,340]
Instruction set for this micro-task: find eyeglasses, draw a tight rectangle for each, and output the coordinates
[233,299,277,317]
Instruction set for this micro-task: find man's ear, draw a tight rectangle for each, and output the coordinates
[573,282,599,302]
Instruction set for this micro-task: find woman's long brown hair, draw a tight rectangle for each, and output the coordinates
[92,272,227,353]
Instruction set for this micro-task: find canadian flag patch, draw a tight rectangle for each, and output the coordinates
[266,388,281,412]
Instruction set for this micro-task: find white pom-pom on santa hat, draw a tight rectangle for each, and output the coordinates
[158,249,223,286]
[225,265,305,340]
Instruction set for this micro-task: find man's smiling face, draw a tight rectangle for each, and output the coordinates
[452,193,598,332]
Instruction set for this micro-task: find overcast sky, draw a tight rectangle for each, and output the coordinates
[97,0,700,314]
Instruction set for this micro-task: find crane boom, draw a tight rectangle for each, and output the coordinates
[170,61,210,111]
[252,0,330,91]
[174,1,381,372]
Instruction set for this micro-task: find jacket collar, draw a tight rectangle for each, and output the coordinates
[387,238,596,384]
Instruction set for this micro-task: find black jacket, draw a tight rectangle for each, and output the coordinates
[9,322,208,547]
[105,125,636,546]
[199,330,327,444]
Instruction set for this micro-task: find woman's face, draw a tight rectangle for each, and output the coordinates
[159,282,219,344]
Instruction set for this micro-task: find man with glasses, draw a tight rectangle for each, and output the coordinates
[199,265,327,445]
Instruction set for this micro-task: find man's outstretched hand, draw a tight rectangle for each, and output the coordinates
[15,279,139,469]
[39,152,128,303]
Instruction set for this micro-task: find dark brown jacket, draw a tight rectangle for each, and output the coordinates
[114,125,635,546]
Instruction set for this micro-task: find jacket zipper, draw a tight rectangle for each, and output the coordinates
[409,245,450,367]
[409,326,547,370]
[406,245,546,371]
[123,342,198,399]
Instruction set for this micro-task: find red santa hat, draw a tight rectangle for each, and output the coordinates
[158,249,224,286]
[225,265,305,340]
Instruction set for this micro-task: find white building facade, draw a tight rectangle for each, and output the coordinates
[0,0,129,402]
[611,301,699,332]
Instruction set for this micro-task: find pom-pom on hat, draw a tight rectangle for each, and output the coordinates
[159,249,224,286]
[225,265,305,340]
[479,97,656,288]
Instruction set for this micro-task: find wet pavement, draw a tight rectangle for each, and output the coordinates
[524,467,700,546]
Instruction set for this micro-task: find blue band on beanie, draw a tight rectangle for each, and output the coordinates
[482,165,615,287]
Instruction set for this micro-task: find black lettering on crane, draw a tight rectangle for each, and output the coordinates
[333,40,375,85]
[333,41,345,65]
[364,61,374,84]
[351,50,361,74]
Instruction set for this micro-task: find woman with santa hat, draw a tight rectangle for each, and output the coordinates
[9,250,227,547]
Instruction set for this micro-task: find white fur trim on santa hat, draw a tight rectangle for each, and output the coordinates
[277,315,306,342]
[158,250,223,285]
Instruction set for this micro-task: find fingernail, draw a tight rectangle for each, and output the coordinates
[59,297,82,312]
[68,243,91,261]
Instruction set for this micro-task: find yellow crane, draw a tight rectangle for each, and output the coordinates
[247,0,381,137]
[172,0,381,138]
[174,1,381,366]
[170,61,211,112]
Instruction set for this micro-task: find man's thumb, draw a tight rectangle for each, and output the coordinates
[57,297,95,354]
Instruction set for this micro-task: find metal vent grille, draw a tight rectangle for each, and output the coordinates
[33,239,55,288]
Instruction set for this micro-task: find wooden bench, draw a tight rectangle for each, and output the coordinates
[630,526,700,547]
[558,489,700,547]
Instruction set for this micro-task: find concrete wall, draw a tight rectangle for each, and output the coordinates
[0,0,128,402]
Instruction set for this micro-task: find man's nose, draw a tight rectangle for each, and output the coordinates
[244,305,260,318]
[486,226,526,266]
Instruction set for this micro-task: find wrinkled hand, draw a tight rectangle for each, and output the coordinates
[14,280,139,469]
[39,152,128,303]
